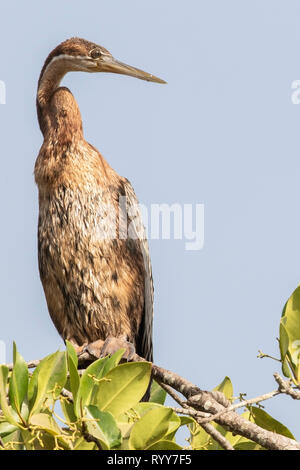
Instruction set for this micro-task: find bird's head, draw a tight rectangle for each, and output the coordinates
[39,37,166,85]
[37,37,166,135]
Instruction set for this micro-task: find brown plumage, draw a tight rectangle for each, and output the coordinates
[35,38,165,363]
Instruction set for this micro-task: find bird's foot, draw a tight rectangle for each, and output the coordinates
[82,339,105,359]
[82,336,136,362]
[100,336,136,361]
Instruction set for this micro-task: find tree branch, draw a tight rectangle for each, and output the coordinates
[159,383,234,450]
[274,373,300,399]
[4,353,300,450]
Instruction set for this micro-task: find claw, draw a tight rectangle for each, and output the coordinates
[79,336,136,362]
[100,336,136,361]
[83,339,105,359]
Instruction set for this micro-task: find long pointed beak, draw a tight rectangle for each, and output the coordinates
[99,57,167,84]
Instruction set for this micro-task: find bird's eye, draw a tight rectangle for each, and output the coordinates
[90,48,102,59]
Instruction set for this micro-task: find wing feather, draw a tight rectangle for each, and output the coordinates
[121,177,154,362]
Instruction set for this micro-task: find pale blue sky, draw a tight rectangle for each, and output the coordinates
[1,0,300,439]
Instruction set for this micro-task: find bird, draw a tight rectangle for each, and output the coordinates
[35,37,165,366]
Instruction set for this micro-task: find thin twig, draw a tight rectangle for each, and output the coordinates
[171,406,211,421]
[257,350,281,363]
[195,389,281,425]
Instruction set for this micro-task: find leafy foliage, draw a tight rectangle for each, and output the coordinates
[0,343,184,450]
[187,377,294,450]
[280,285,300,384]
[0,344,294,450]
[1,283,300,450]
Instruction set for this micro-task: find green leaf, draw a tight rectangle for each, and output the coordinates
[100,349,125,377]
[131,401,165,417]
[84,405,122,450]
[2,429,24,449]
[147,440,182,450]
[188,419,211,449]
[65,341,78,368]
[75,356,110,417]
[60,399,77,424]
[250,406,295,439]
[28,365,39,407]
[93,362,151,417]
[29,413,71,449]
[74,349,125,417]
[21,427,71,450]
[134,402,181,437]
[180,415,194,426]
[30,413,62,436]
[280,322,294,378]
[28,353,65,407]
[68,358,80,404]
[0,366,19,426]
[29,351,67,416]
[213,376,233,400]
[66,342,80,403]
[73,436,96,450]
[117,402,165,441]
[280,285,300,380]
[129,407,175,450]
[234,439,264,450]
[281,356,292,378]
[279,323,289,361]
[149,380,167,405]
[0,421,18,438]
[8,343,29,415]
[21,429,36,450]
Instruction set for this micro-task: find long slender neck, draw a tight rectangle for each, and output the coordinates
[37,58,83,143]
